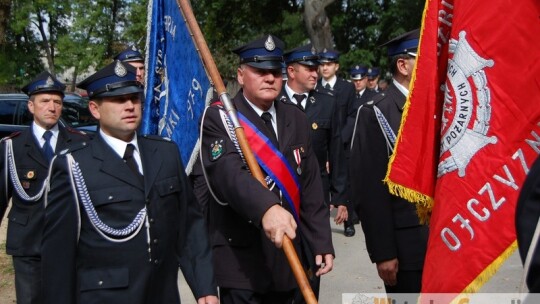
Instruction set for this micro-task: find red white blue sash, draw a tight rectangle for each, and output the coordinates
[237,112,301,221]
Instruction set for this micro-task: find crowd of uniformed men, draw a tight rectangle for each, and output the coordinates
[0,28,429,304]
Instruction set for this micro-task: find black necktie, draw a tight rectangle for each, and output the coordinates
[42,130,54,162]
[123,144,143,179]
[261,112,278,147]
[293,94,306,109]
[324,83,331,90]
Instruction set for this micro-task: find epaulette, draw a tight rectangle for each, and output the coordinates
[142,134,172,142]
[2,131,22,141]
[369,92,386,106]
[314,88,334,97]
[58,141,90,156]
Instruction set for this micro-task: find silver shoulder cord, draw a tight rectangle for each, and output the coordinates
[350,105,397,156]
[44,153,148,244]
[4,138,49,202]
[372,105,397,156]
[520,215,540,293]
[199,107,276,207]
[350,105,364,150]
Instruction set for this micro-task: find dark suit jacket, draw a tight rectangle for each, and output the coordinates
[318,77,356,134]
[350,83,429,272]
[516,155,540,292]
[342,89,377,149]
[278,87,347,205]
[41,135,216,304]
[0,125,88,257]
[200,90,334,292]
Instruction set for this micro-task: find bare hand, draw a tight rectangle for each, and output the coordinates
[197,295,219,304]
[333,205,348,225]
[376,258,398,286]
[315,254,334,276]
[261,204,297,248]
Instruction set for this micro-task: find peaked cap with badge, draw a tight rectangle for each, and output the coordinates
[114,45,144,63]
[232,35,285,70]
[21,71,66,97]
[366,67,380,80]
[318,49,340,63]
[382,28,420,57]
[350,65,368,80]
[77,60,143,99]
[284,43,320,67]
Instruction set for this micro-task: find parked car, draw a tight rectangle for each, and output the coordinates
[0,93,97,138]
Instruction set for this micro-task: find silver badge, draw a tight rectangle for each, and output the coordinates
[114,61,127,77]
[264,35,275,51]
[309,96,315,104]
[131,45,137,51]
[355,65,360,69]
[311,46,316,55]
[45,76,54,86]
[297,167,302,175]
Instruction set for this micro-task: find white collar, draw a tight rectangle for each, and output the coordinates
[321,76,337,88]
[243,94,277,120]
[284,83,307,105]
[32,122,59,139]
[99,130,139,159]
[393,78,409,97]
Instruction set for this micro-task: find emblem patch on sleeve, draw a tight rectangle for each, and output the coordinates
[210,139,226,161]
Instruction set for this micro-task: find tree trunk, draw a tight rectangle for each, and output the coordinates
[303,0,336,52]
[36,11,54,74]
[0,0,10,45]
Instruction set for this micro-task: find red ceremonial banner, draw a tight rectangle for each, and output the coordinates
[386,0,540,297]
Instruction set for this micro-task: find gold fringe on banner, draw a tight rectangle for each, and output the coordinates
[461,241,518,295]
[384,0,436,225]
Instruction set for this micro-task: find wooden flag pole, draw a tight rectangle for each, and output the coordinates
[176,0,317,303]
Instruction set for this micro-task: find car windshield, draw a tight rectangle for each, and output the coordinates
[62,94,98,129]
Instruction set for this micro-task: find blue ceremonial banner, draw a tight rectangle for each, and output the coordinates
[141,0,212,174]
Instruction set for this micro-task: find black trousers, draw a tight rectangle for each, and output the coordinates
[13,256,42,304]
[220,288,297,304]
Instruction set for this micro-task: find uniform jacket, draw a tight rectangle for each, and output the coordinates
[516,155,540,292]
[349,83,428,271]
[279,87,347,206]
[317,77,356,133]
[0,126,88,257]
[41,135,216,304]
[200,90,334,292]
[342,89,377,149]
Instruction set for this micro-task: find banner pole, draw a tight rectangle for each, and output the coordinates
[176,0,317,303]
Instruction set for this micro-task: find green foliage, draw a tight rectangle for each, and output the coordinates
[0,0,425,91]
[328,0,425,79]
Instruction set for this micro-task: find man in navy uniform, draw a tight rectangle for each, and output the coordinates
[279,44,348,233]
[350,29,428,294]
[366,67,381,93]
[317,50,357,236]
[114,45,145,83]
[200,35,334,303]
[342,64,377,149]
[0,72,88,304]
[41,60,218,304]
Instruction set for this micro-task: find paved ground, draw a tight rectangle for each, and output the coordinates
[178,211,524,303]
[1,209,523,304]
